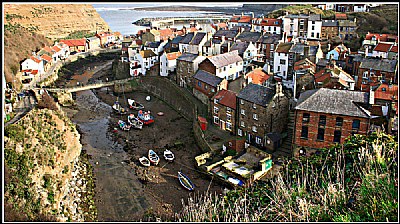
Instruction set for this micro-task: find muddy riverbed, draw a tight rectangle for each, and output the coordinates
[60,58,224,221]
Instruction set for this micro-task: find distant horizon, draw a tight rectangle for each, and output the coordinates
[92,3,244,9]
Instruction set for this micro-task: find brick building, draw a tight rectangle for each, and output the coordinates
[211,89,237,134]
[321,20,339,41]
[293,88,371,153]
[192,70,228,105]
[255,34,280,68]
[356,58,398,90]
[176,53,206,88]
[237,83,289,149]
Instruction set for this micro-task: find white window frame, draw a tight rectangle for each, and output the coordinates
[255,136,262,144]
[238,129,243,136]
[226,122,232,131]
[253,103,257,109]
[240,121,245,127]
[227,113,232,122]
[241,109,245,115]
[253,113,258,120]
[227,107,232,113]
[240,99,244,105]
[252,126,257,132]
[213,116,219,124]
[214,106,219,114]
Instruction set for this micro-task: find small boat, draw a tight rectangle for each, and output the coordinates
[157,112,164,116]
[163,149,175,162]
[128,114,143,129]
[138,110,154,125]
[113,101,127,114]
[178,171,195,191]
[139,156,151,167]
[148,149,160,165]
[128,98,145,110]
[118,120,131,131]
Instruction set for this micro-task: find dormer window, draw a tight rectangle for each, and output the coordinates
[382,87,386,92]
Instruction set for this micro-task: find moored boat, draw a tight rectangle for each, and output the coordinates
[163,149,175,162]
[128,114,143,129]
[178,171,195,191]
[128,98,145,110]
[118,120,131,131]
[139,156,151,167]
[148,149,160,165]
[113,101,127,114]
[138,110,154,125]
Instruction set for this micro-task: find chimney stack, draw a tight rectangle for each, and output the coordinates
[369,87,375,105]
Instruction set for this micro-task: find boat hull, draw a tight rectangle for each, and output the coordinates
[178,171,195,191]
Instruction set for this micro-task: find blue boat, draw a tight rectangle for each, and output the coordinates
[178,171,195,191]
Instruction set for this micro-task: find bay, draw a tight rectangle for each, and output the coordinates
[93,3,238,36]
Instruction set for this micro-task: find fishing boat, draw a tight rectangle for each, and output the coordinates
[148,149,160,165]
[139,156,151,167]
[178,171,195,191]
[118,120,131,131]
[127,98,145,110]
[163,149,175,162]
[138,110,154,125]
[112,101,127,114]
[128,114,143,129]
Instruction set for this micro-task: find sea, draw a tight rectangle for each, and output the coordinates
[93,3,242,36]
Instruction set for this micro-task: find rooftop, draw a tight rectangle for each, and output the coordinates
[207,50,243,68]
[193,70,223,87]
[212,89,237,109]
[237,83,275,106]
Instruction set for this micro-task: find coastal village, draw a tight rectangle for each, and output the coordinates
[4,3,398,189]
[3,3,399,222]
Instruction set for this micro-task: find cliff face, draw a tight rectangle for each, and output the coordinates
[4,4,110,40]
[4,108,96,221]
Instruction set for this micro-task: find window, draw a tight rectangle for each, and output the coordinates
[280,59,285,65]
[302,113,310,123]
[214,98,218,104]
[240,121,245,127]
[214,106,219,114]
[227,114,232,122]
[198,81,202,87]
[253,103,257,109]
[336,117,343,127]
[352,119,360,130]
[317,128,325,141]
[227,107,232,113]
[205,85,208,90]
[238,129,243,136]
[333,130,341,143]
[301,126,308,139]
[277,66,280,71]
[319,115,326,126]
[382,87,386,92]
[224,67,226,71]
[211,88,215,93]
[240,99,244,105]
[252,126,257,132]
[213,116,219,124]
[241,109,245,115]
[226,122,232,131]
[253,113,258,120]
[312,21,315,24]
[311,32,315,37]
[256,137,262,144]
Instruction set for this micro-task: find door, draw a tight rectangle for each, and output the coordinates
[220,120,225,130]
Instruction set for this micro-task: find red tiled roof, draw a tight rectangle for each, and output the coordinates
[374,43,393,52]
[41,54,52,61]
[314,69,330,83]
[238,16,251,23]
[294,58,316,71]
[166,52,182,60]
[188,27,198,33]
[212,89,237,109]
[260,18,282,26]
[218,23,227,28]
[52,45,61,52]
[60,39,86,47]
[229,15,241,22]
[30,56,41,63]
[21,69,32,72]
[31,70,38,75]
[390,45,398,53]
[374,83,398,101]
[335,13,347,20]
[365,33,398,43]
[245,68,270,85]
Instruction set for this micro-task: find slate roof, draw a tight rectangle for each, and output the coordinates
[177,53,199,62]
[295,88,370,118]
[338,20,357,27]
[275,42,293,53]
[212,39,223,44]
[359,58,397,72]
[213,29,239,39]
[316,58,329,67]
[146,41,161,48]
[230,42,250,55]
[309,14,321,21]
[236,31,262,43]
[266,132,282,142]
[237,83,275,106]
[180,33,195,44]
[322,20,338,27]
[193,70,223,87]
[212,89,237,109]
[207,50,243,68]
[190,32,207,45]
[258,34,281,44]
[171,35,184,44]
[290,43,307,54]
[284,14,309,19]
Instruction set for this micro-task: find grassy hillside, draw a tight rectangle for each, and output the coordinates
[267,4,335,19]
[176,131,398,222]
[4,22,52,89]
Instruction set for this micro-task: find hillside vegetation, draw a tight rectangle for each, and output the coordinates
[267,4,335,19]
[176,132,398,222]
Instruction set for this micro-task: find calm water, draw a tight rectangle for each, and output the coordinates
[93,3,240,36]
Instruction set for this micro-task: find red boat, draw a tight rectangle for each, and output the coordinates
[138,110,154,125]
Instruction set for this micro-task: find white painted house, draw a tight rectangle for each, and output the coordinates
[307,14,322,39]
[160,51,182,77]
[273,42,293,80]
[229,42,258,69]
[200,50,244,81]
[188,32,209,55]
[21,56,44,75]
